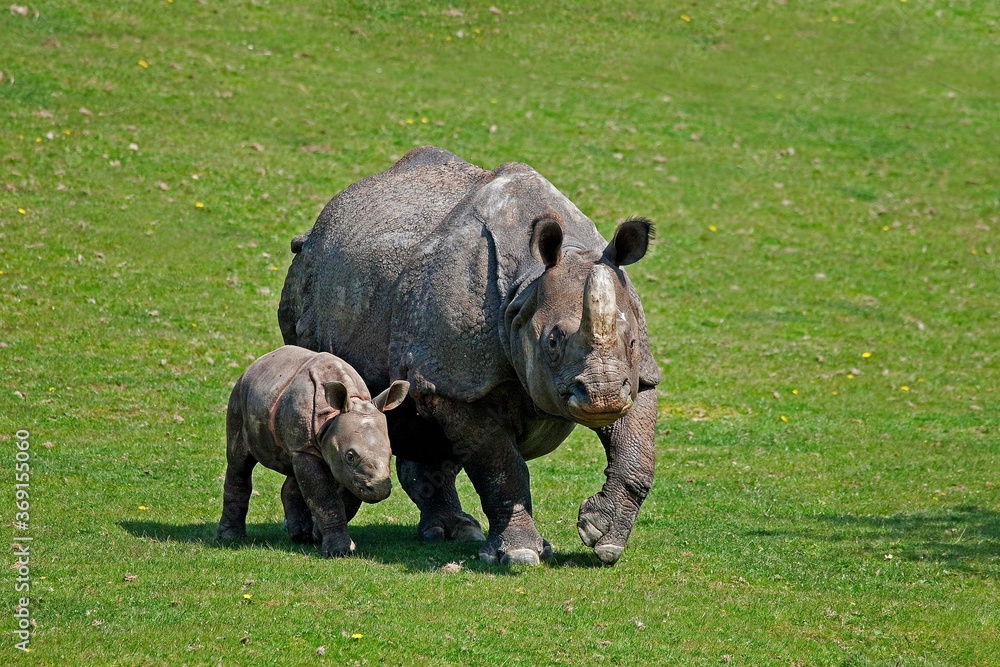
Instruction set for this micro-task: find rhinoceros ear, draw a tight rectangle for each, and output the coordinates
[605,217,654,267]
[373,380,409,412]
[324,381,350,413]
[531,217,563,269]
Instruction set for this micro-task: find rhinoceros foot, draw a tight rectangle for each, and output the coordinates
[288,530,314,544]
[216,524,247,542]
[577,492,635,566]
[320,533,357,558]
[418,511,485,543]
[478,530,550,566]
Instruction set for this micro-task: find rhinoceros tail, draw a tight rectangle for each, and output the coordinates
[278,247,306,346]
[290,232,309,254]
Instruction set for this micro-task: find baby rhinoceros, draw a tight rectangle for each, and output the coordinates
[217,345,409,557]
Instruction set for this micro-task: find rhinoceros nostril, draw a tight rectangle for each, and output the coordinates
[566,381,588,405]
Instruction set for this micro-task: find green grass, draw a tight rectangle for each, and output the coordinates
[1,1,998,664]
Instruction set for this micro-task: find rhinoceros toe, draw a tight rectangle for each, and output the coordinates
[501,548,541,566]
[418,525,447,542]
[594,543,624,565]
[451,522,486,543]
[322,538,357,558]
[577,514,606,548]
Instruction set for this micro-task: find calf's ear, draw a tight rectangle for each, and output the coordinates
[324,381,350,413]
[605,217,654,267]
[374,380,410,412]
[531,217,563,269]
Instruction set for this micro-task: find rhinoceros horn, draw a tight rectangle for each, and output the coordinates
[581,264,618,348]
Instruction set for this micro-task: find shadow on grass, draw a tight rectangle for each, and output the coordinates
[118,520,607,573]
[749,504,1000,573]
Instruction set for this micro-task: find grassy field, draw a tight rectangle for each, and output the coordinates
[2,1,998,664]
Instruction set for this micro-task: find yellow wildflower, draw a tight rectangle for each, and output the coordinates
[138,60,149,68]
[18,208,26,215]
[862,352,871,358]
[780,416,788,423]
[351,633,362,640]
[680,15,691,22]
[708,225,717,232]
[195,202,204,208]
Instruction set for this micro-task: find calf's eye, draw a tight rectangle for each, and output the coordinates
[345,451,357,465]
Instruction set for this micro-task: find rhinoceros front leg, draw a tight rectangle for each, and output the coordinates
[290,452,356,557]
[432,400,550,566]
[396,458,484,543]
[577,384,656,565]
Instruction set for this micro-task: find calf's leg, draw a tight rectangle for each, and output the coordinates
[218,417,256,541]
[291,452,355,557]
[281,475,314,543]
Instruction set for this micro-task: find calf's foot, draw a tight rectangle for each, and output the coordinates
[216,522,247,542]
[320,530,357,558]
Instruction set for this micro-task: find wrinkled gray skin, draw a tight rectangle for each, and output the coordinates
[217,345,409,557]
[279,147,660,565]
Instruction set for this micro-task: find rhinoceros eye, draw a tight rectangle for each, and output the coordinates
[545,327,565,363]
[345,450,358,465]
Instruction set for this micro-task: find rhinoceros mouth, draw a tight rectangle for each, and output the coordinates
[353,478,392,504]
[565,396,633,428]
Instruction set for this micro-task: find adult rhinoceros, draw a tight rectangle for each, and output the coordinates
[278,146,659,566]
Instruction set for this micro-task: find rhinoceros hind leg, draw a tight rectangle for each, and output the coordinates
[217,425,256,542]
[281,476,314,544]
[396,458,485,543]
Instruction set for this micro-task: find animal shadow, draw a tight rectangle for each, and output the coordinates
[117,520,607,573]
[747,504,1000,574]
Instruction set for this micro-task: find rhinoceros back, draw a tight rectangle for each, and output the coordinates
[278,147,488,385]
[233,346,372,471]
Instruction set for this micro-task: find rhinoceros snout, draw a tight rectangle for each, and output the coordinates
[356,477,391,504]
